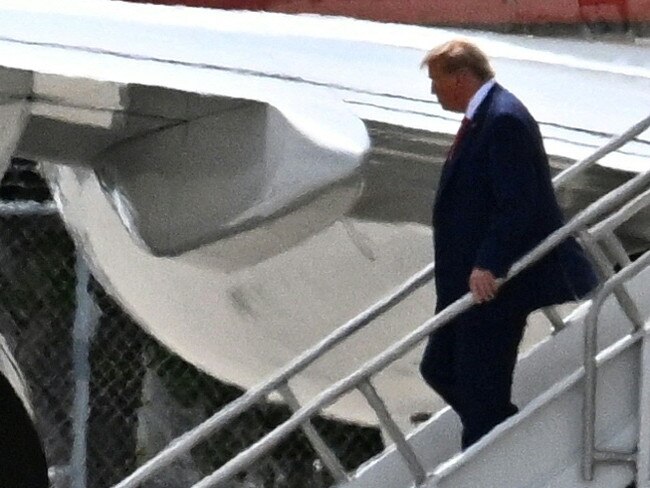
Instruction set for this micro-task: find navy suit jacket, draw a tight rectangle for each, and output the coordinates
[433,83,597,314]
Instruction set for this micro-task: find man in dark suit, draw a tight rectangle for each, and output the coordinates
[419,39,598,449]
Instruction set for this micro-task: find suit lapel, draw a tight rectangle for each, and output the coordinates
[433,84,501,217]
[435,120,474,199]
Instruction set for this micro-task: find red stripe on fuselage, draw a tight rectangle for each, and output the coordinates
[125,0,650,24]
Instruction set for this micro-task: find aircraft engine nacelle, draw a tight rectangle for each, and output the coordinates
[8,70,369,255]
[94,95,366,256]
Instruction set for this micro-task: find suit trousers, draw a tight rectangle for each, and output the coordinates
[420,301,527,449]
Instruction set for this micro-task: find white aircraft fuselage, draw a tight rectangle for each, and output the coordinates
[0,0,648,425]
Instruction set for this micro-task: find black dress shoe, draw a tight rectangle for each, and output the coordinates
[409,412,432,424]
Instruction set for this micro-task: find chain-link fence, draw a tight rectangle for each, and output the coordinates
[0,158,383,488]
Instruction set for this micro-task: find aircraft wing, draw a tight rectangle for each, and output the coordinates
[0,0,370,255]
[2,0,649,426]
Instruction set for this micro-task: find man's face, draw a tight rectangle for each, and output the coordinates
[428,64,463,113]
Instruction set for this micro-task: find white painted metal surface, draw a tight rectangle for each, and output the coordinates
[107,140,650,486]
[0,0,648,429]
[342,267,650,488]
[0,0,371,255]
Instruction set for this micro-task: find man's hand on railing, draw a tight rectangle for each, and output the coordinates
[469,267,500,303]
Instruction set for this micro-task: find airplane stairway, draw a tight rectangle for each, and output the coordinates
[110,118,650,488]
[342,260,650,488]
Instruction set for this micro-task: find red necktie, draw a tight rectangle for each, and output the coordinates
[447,116,471,161]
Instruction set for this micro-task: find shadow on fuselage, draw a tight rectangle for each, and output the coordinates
[349,120,649,253]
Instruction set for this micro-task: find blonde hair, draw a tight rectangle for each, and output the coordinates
[421,39,495,82]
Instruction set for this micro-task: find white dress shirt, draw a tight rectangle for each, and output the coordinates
[466,78,496,120]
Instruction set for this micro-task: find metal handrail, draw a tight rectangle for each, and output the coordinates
[582,248,650,481]
[579,230,644,329]
[544,115,649,330]
[277,383,349,483]
[187,168,650,487]
[552,114,650,189]
[0,200,56,216]
[112,262,436,488]
[509,169,650,279]
[578,187,650,329]
[112,117,650,488]
[600,232,632,268]
[589,187,650,239]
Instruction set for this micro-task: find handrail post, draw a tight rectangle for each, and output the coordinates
[582,249,650,483]
[542,307,565,334]
[579,230,614,277]
[637,326,650,488]
[601,232,632,269]
[579,230,644,329]
[276,382,350,484]
[357,379,427,486]
[582,291,606,481]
